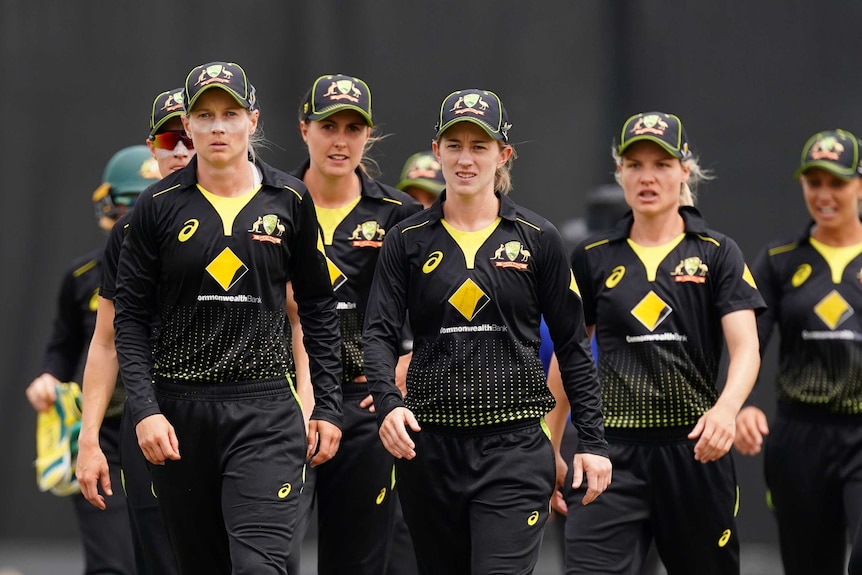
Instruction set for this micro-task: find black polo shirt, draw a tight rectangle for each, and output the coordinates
[572,206,765,431]
[754,225,862,414]
[364,191,607,456]
[114,156,342,427]
[291,162,422,383]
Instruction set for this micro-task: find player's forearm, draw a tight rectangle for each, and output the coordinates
[79,342,119,448]
[717,346,760,414]
[718,309,761,414]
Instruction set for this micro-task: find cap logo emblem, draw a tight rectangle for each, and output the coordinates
[161,90,185,113]
[407,156,441,180]
[632,115,668,136]
[452,93,488,116]
[810,137,844,161]
[324,80,361,103]
[196,64,234,88]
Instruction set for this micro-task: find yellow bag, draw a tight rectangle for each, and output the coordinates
[34,382,82,496]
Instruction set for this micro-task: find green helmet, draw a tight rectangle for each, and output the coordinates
[92,145,160,222]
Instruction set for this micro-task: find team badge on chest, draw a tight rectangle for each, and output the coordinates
[671,257,708,283]
[249,214,284,244]
[491,241,531,270]
[349,221,385,247]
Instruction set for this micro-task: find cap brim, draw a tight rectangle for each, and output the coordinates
[396,178,445,195]
[150,111,184,138]
[794,161,857,180]
[618,135,685,159]
[187,84,249,112]
[435,117,504,141]
[307,104,373,127]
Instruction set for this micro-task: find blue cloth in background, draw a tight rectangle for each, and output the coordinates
[539,318,554,375]
[540,318,598,426]
[539,318,599,374]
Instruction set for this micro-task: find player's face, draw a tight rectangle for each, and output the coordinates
[301,110,370,180]
[182,89,257,168]
[148,117,195,177]
[433,122,511,200]
[618,141,690,218]
[801,168,862,232]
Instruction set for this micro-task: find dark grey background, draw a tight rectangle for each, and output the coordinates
[2,0,861,552]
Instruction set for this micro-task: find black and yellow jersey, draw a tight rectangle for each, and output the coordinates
[99,212,130,301]
[363,191,607,456]
[290,161,422,383]
[114,156,342,428]
[42,248,101,380]
[41,247,127,419]
[753,226,862,414]
[572,207,764,433]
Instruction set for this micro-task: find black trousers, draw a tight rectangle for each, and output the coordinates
[564,436,739,575]
[119,401,179,575]
[72,415,136,574]
[151,379,307,575]
[287,384,419,575]
[315,385,400,575]
[286,460,315,575]
[386,493,419,575]
[396,421,555,575]
[766,411,862,575]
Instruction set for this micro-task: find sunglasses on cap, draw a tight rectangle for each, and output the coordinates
[152,130,194,150]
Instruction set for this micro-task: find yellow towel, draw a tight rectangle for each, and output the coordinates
[34,382,82,496]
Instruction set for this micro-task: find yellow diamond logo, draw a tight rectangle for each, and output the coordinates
[814,290,853,330]
[631,290,672,331]
[449,278,490,321]
[206,248,248,291]
[327,257,347,291]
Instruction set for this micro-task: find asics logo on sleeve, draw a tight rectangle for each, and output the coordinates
[792,263,812,287]
[178,219,199,242]
[423,251,443,273]
[606,266,625,288]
